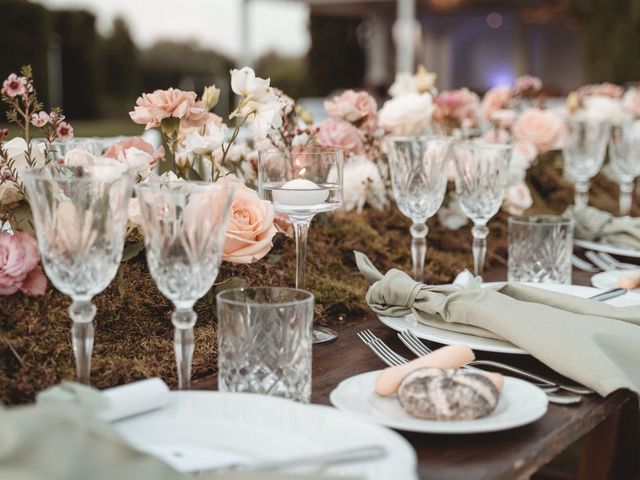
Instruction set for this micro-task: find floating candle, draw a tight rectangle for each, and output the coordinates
[271,178,330,206]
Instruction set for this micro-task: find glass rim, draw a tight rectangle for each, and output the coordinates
[23,161,131,181]
[134,178,235,195]
[453,141,513,152]
[216,287,314,307]
[385,134,451,143]
[258,147,344,157]
[508,214,574,227]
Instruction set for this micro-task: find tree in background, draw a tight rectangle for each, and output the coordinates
[100,17,140,117]
[0,0,50,105]
[308,14,366,95]
[254,52,314,99]
[53,9,101,119]
[567,0,640,84]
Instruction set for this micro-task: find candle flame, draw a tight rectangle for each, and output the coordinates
[298,168,307,178]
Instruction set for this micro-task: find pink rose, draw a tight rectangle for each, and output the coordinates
[512,108,564,154]
[56,121,74,141]
[433,88,480,126]
[481,86,511,121]
[314,118,364,157]
[2,74,27,98]
[129,88,208,130]
[324,90,378,131]
[504,182,533,216]
[513,75,542,97]
[104,137,165,167]
[0,231,47,296]
[577,83,623,100]
[218,176,277,264]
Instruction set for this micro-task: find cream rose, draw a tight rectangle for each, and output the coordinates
[512,108,564,154]
[379,93,434,135]
[219,176,277,264]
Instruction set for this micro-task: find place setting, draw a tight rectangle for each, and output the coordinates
[1,2,640,478]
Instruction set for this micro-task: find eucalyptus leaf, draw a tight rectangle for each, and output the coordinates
[9,202,34,235]
[122,242,144,262]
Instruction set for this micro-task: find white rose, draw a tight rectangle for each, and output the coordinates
[0,138,46,205]
[379,93,434,135]
[504,182,533,216]
[64,148,97,167]
[388,73,418,98]
[118,147,152,180]
[230,67,270,101]
[183,122,225,155]
[580,95,631,125]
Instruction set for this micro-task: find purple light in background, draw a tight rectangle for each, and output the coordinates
[487,12,503,29]
[487,68,514,88]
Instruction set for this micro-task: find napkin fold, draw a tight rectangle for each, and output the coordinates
[355,251,640,396]
[568,205,640,250]
[37,378,171,422]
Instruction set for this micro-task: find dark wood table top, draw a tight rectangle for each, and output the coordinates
[195,263,640,480]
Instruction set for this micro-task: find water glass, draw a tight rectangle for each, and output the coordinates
[563,119,610,209]
[508,216,574,284]
[385,135,450,282]
[135,180,234,389]
[453,142,511,277]
[217,287,314,403]
[609,122,640,216]
[24,162,133,384]
[49,139,105,163]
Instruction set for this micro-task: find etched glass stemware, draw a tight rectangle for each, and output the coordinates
[453,142,511,277]
[609,122,640,217]
[135,180,233,389]
[385,136,450,282]
[563,119,610,209]
[23,162,133,384]
[258,148,343,344]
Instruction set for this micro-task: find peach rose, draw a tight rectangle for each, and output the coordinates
[314,118,364,157]
[129,88,208,130]
[0,231,47,296]
[504,182,533,216]
[218,176,277,264]
[481,86,511,121]
[512,108,564,154]
[324,90,378,131]
[104,137,165,167]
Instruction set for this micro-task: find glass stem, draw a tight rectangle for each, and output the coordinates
[172,308,197,390]
[69,299,97,385]
[574,180,590,209]
[410,222,428,282]
[619,181,633,217]
[293,219,312,290]
[471,224,490,277]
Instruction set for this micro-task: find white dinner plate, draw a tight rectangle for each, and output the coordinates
[591,269,640,293]
[114,391,417,480]
[378,283,640,355]
[575,239,640,258]
[330,371,548,434]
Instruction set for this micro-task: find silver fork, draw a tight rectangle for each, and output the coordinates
[594,251,639,270]
[398,329,593,396]
[586,250,617,271]
[358,329,581,405]
[572,254,600,273]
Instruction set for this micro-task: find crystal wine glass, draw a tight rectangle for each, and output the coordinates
[453,142,511,277]
[23,162,133,384]
[258,147,343,344]
[135,180,234,389]
[563,118,610,209]
[608,122,640,217]
[385,135,450,281]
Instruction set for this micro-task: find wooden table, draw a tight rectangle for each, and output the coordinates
[195,265,640,480]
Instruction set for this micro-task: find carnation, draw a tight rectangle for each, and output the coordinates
[129,88,208,130]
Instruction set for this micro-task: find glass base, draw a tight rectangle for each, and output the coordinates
[312,326,338,345]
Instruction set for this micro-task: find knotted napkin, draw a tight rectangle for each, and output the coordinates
[568,205,640,250]
[355,251,640,396]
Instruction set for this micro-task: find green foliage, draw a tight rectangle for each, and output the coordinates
[254,53,315,98]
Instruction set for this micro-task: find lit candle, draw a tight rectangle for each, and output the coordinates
[272,178,329,206]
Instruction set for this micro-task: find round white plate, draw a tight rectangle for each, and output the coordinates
[575,239,640,258]
[330,371,548,434]
[378,283,640,355]
[592,269,640,293]
[114,391,417,480]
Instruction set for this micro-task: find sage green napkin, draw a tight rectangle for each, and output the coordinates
[355,251,640,396]
[569,205,640,250]
[0,401,357,480]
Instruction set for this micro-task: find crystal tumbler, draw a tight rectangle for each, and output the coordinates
[508,215,574,284]
[217,287,314,402]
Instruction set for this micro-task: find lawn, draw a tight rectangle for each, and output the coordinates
[1,119,144,138]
